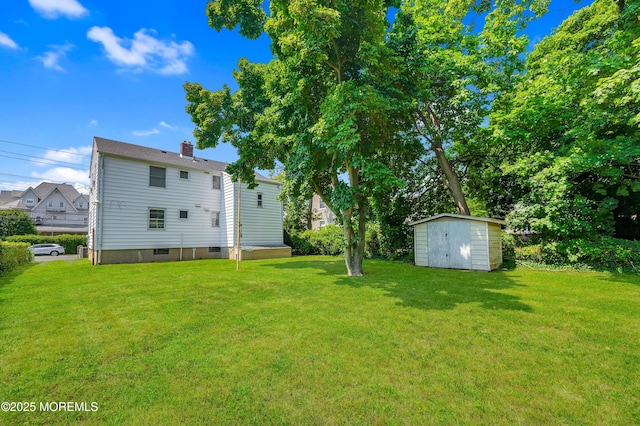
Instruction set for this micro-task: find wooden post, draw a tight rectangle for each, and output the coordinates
[236,178,241,271]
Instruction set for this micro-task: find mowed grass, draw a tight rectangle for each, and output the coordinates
[1,257,639,425]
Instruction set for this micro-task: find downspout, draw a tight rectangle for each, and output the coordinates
[97,153,105,265]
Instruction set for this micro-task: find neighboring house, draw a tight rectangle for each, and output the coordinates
[310,193,336,230]
[88,136,291,265]
[0,182,89,235]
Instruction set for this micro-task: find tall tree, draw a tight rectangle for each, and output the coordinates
[388,0,549,216]
[486,0,640,239]
[185,0,417,275]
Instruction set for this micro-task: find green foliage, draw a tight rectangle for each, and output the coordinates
[501,233,517,267]
[540,236,640,273]
[0,209,36,238]
[188,0,419,275]
[484,0,640,239]
[515,244,544,264]
[299,225,344,256]
[0,241,31,274]
[6,234,87,255]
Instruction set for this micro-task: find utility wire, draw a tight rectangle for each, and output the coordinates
[0,153,87,170]
[0,149,87,169]
[0,138,91,158]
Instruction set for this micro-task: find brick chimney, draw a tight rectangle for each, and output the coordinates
[180,140,193,158]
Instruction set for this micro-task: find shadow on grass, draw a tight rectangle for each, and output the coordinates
[596,273,640,287]
[269,257,532,313]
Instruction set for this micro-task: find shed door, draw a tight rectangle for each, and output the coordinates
[427,220,472,269]
[428,222,449,268]
[448,220,472,269]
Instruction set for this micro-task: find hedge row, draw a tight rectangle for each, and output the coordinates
[0,241,32,274]
[514,236,640,272]
[5,234,87,255]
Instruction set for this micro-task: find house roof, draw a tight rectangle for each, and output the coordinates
[93,136,278,184]
[408,213,505,226]
[33,182,81,201]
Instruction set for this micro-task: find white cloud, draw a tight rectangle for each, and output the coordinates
[31,167,90,187]
[29,0,88,19]
[133,128,160,137]
[87,26,194,75]
[89,119,98,126]
[37,43,74,71]
[43,145,92,165]
[160,121,176,130]
[0,31,19,49]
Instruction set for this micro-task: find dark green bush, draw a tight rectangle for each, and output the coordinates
[540,236,640,272]
[0,241,32,273]
[501,233,516,267]
[6,234,87,255]
[301,225,344,256]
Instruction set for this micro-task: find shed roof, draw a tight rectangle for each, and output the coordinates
[93,136,278,184]
[409,213,505,226]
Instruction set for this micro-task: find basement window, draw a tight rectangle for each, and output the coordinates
[208,247,221,253]
[153,248,170,255]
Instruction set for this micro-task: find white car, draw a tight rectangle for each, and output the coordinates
[29,243,65,256]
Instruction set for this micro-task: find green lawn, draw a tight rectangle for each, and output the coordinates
[1,257,639,425]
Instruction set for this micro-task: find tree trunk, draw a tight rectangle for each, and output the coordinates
[306,198,313,230]
[341,205,366,277]
[433,140,470,215]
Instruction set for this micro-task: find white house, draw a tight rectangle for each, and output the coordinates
[0,182,89,235]
[410,214,504,271]
[87,137,290,265]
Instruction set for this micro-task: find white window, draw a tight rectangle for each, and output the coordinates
[179,210,189,219]
[212,175,221,189]
[25,198,35,205]
[149,166,166,188]
[149,208,165,229]
[180,170,189,179]
[212,211,220,227]
[319,199,326,209]
[319,220,326,228]
[60,202,64,208]
[257,193,263,208]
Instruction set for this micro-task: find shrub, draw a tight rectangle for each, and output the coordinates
[301,225,344,256]
[540,236,640,272]
[6,234,87,255]
[501,233,516,267]
[0,241,32,273]
[516,244,543,263]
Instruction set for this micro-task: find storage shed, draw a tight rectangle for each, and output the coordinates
[410,214,505,271]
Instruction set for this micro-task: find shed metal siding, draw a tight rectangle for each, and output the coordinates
[412,215,503,271]
[488,223,503,270]
[414,223,429,266]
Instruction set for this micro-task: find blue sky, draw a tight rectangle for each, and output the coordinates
[0,0,590,193]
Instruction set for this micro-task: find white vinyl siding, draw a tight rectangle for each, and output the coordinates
[99,156,224,249]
